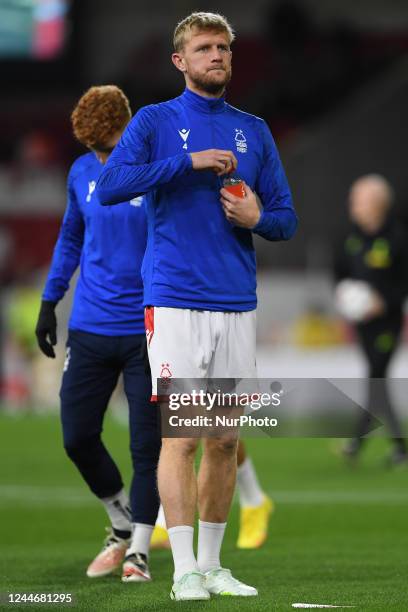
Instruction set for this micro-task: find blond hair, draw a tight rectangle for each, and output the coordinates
[173,12,235,52]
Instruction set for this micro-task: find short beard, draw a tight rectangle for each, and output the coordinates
[190,69,231,96]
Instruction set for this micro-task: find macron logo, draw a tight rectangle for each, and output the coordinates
[86,181,96,202]
[178,128,190,150]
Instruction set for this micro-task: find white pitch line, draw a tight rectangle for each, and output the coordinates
[0,485,93,506]
[293,604,355,609]
[0,485,407,507]
[265,490,408,504]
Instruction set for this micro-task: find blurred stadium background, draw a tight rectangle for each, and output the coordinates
[1,0,408,407]
[1,1,408,609]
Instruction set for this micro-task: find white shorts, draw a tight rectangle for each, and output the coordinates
[145,307,257,399]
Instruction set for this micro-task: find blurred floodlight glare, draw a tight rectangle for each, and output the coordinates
[0,0,69,59]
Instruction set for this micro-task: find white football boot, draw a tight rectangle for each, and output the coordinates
[170,571,210,601]
[204,567,258,596]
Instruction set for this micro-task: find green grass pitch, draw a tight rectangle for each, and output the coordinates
[0,412,407,611]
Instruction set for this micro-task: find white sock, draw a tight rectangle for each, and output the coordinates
[100,488,132,533]
[197,520,226,574]
[237,457,264,507]
[167,525,198,581]
[126,523,154,557]
[155,504,167,529]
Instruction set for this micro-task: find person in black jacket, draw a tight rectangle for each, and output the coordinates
[334,174,408,464]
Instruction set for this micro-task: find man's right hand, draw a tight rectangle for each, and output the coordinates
[190,149,237,176]
[35,300,57,358]
[363,290,386,322]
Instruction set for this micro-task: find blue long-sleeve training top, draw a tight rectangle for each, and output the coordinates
[43,152,147,335]
[97,88,298,312]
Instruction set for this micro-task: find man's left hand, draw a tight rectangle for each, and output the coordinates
[220,182,261,229]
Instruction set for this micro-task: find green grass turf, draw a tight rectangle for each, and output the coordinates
[0,412,408,610]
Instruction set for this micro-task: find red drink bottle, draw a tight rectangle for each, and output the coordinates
[223,176,245,198]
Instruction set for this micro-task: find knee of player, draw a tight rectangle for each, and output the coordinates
[204,435,239,455]
[161,436,199,458]
[63,439,85,460]
[63,432,100,459]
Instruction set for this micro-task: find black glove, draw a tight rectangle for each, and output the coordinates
[35,300,57,358]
